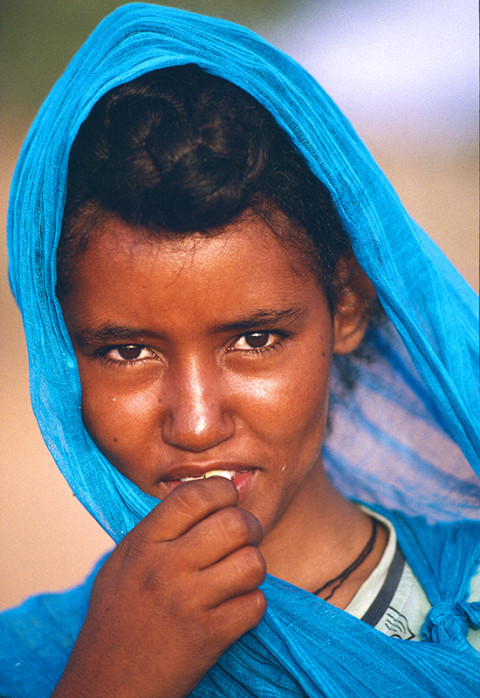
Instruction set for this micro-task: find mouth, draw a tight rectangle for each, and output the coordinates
[179,469,237,483]
[161,466,257,499]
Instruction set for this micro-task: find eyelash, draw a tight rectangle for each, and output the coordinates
[96,331,287,366]
[96,345,157,367]
[228,331,285,356]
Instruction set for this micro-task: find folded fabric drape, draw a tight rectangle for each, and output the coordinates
[3,3,479,695]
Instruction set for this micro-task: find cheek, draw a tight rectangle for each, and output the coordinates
[230,349,332,448]
[78,368,161,475]
[281,354,331,447]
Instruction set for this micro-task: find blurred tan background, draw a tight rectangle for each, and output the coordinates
[1,0,478,612]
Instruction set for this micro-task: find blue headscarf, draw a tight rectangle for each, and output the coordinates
[3,4,480,695]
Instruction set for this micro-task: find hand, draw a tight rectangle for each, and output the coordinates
[52,477,266,697]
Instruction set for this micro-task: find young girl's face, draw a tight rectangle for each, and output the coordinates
[61,210,355,541]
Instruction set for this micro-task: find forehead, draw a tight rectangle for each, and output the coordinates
[60,212,327,328]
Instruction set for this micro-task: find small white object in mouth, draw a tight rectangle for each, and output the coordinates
[180,470,236,482]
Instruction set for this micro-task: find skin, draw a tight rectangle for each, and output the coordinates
[55,210,386,697]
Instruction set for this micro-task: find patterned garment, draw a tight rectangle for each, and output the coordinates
[348,511,480,649]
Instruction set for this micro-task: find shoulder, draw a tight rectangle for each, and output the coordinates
[369,505,480,548]
[369,506,480,600]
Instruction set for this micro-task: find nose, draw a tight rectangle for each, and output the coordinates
[161,356,235,452]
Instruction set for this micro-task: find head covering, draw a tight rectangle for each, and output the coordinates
[4,4,480,695]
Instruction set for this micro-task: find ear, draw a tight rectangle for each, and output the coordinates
[332,256,376,355]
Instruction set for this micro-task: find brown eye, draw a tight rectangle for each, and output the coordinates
[101,345,157,364]
[230,331,279,353]
[116,345,143,360]
[228,331,284,356]
[245,332,270,348]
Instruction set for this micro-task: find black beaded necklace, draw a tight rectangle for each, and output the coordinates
[314,517,378,601]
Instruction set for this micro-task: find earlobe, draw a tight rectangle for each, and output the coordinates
[332,256,376,356]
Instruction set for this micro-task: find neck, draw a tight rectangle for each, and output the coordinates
[259,463,388,609]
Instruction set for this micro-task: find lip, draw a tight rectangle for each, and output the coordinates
[160,463,259,501]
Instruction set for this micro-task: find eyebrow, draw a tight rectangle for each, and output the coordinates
[210,305,307,333]
[72,305,307,349]
[72,325,164,350]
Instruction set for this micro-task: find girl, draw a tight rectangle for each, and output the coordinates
[2,4,479,696]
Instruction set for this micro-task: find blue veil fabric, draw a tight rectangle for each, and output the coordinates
[3,3,480,695]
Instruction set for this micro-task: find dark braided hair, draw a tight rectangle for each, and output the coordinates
[57,64,383,404]
[57,64,354,310]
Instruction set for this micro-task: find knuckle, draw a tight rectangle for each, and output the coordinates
[118,534,147,562]
[141,566,168,595]
[247,512,263,543]
[250,589,267,620]
[220,507,252,543]
[236,546,266,585]
[230,590,267,632]
[214,590,267,643]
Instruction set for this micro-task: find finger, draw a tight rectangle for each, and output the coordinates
[133,476,239,543]
[209,588,267,646]
[180,506,263,569]
[201,545,267,608]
